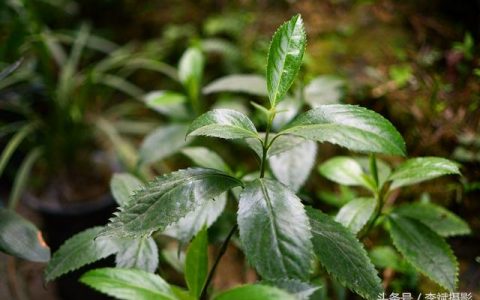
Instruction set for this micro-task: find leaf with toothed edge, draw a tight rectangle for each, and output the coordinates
[238,178,313,280]
[266,14,306,108]
[110,173,144,206]
[387,214,458,291]
[280,105,406,156]
[187,109,259,140]
[100,168,242,238]
[306,207,383,300]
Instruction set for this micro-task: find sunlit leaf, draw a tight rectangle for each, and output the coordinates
[203,74,267,96]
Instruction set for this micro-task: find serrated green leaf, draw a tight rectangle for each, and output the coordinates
[387,214,458,291]
[139,124,190,165]
[179,47,204,102]
[319,156,372,189]
[266,14,306,107]
[203,74,267,96]
[306,208,383,300]
[187,109,258,140]
[269,140,317,191]
[185,227,208,299]
[304,76,345,107]
[80,268,177,300]
[394,202,470,237]
[181,147,231,173]
[280,105,406,156]
[102,168,242,238]
[0,208,50,262]
[110,173,144,206]
[115,237,158,272]
[163,193,227,245]
[263,279,320,300]
[214,284,296,300]
[45,227,118,282]
[144,91,190,119]
[335,198,376,234]
[389,157,461,189]
[238,178,313,280]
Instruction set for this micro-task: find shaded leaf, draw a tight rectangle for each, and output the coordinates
[144,91,189,119]
[110,173,144,206]
[307,208,383,300]
[280,105,406,156]
[139,124,190,165]
[394,202,470,237]
[214,284,296,300]
[272,95,302,130]
[389,157,461,189]
[0,208,50,262]
[185,227,208,298]
[181,147,231,173]
[179,47,204,101]
[187,109,258,140]
[80,268,177,300]
[101,168,242,238]
[335,198,376,234]
[263,279,320,300]
[238,179,313,280]
[115,237,158,272]
[304,76,345,107]
[203,74,267,96]
[267,14,306,107]
[387,214,458,291]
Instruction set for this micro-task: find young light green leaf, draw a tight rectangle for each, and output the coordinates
[214,284,296,300]
[139,124,190,165]
[144,91,189,119]
[353,157,392,189]
[0,208,50,262]
[80,268,177,300]
[269,140,317,191]
[307,208,383,300]
[387,214,458,291]
[394,202,470,237]
[101,168,242,238]
[163,193,227,245]
[389,157,461,189]
[335,198,376,234]
[185,227,208,299]
[179,47,204,102]
[115,237,159,273]
[319,156,372,189]
[45,227,118,282]
[110,173,144,206]
[238,178,313,280]
[266,14,306,107]
[304,75,345,107]
[263,279,320,300]
[280,105,406,156]
[187,109,259,140]
[181,147,231,173]
[203,74,267,96]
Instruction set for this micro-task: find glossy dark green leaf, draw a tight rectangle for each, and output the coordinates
[101,168,242,238]
[163,193,227,245]
[266,14,306,107]
[181,147,231,173]
[238,179,313,280]
[179,47,204,101]
[185,227,208,299]
[139,124,190,165]
[115,237,158,273]
[80,268,177,300]
[263,279,320,300]
[307,208,383,300]
[387,214,458,291]
[45,227,118,282]
[144,91,189,119]
[214,284,296,300]
[203,74,267,96]
[394,202,470,237]
[187,109,259,140]
[110,173,144,206]
[0,208,50,262]
[269,140,317,191]
[280,105,406,156]
[319,156,372,189]
[388,157,461,189]
[335,198,376,234]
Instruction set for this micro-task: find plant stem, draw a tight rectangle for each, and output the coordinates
[360,154,382,240]
[200,224,238,300]
[259,110,275,178]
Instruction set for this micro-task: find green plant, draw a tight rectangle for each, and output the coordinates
[44,14,467,300]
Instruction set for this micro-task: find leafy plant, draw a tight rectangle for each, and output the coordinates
[45,14,467,300]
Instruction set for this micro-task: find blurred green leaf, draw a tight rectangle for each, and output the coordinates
[110,173,144,206]
[203,74,267,96]
[335,198,376,234]
[115,237,158,273]
[319,156,373,189]
[179,47,204,104]
[304,76,345,106]
[181,147,231,173]
[139,124,190,165]
[185,227,208,299]
[214,284,296,300]
[263,279,320,300]
[144,91,190,120]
